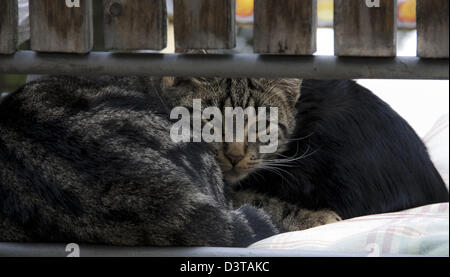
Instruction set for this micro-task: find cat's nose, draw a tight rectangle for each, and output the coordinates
[226,153,245,167]
[225,142,246,167]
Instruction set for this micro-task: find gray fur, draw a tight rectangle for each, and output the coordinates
[160,76,341,231]
[0,75,279,247]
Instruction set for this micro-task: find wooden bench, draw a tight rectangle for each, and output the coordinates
[0,0,448,79]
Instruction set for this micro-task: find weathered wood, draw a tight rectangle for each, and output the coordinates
[417,0,449,58]
[254,0,317,55]
[0,0,18,54]
[103,0,167,50]
[173,0,236,50]
[29,0,93,53]
[334,0,397,57]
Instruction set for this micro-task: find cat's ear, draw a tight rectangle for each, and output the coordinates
[279,79,302,104]
[161,77,177,89]
[160,76,201,88]
[259,79,302,106]
[161,76,219,89]
[161,77,195,88]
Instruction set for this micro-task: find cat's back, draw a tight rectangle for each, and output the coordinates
[0,76,167,120]
[0,76,227,245]
[293,80,448,218]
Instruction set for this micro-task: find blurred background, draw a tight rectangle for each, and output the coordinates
[1,0,448,137]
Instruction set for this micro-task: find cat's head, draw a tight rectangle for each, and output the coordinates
[162,77,302,184]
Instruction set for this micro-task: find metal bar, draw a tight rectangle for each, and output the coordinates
[0,243,424,257]
[0,51,448,80]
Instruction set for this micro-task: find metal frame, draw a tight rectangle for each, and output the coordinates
[0,51,448,80]
[0,243,427,257]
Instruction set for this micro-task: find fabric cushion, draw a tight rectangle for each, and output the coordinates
[423,114,449,189]
[250,203,449,256]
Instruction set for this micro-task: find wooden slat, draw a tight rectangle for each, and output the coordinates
[29,0,93,53]
[417,0,449,58]
[103,0,167,50]
[254,0,317,55]
[0,0,18,54]
[173,0,236,50]
[334,0,397,57]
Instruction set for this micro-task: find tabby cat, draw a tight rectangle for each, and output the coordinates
[0,75,337,247]
[161,77,449,230]
[0,76,277,246]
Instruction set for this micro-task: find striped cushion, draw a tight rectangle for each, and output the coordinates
[423,114,449,189]
[250,203,449,256]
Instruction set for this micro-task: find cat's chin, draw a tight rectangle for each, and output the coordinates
[224,169,250,185]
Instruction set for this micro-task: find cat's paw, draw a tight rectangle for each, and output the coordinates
[316,210,342,225]
[299,209,341,229]
[283,209,342,232]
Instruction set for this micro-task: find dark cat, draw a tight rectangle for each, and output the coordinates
[236,80,449,220]
[0,75,282,247]
[161,78,449,230]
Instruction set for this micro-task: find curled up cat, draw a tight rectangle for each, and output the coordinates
[0,75,341,247]
[0,76,282,247]
[161,76,448,231]
[0,74,447,247]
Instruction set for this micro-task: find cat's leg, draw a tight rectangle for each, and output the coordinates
[227,204,280,247]
[160,194,280,247]
[232,190,341,232]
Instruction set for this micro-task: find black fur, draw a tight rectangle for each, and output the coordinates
[238,80,449,219]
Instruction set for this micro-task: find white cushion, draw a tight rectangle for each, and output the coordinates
[250,116,450,256]
[250,203,449,256]
[423,114,449,190]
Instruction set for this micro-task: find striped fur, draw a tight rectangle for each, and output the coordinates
[161,77,448,230]
[161,77,342,231]
[0,75,279,246]
[161,77,302,184]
